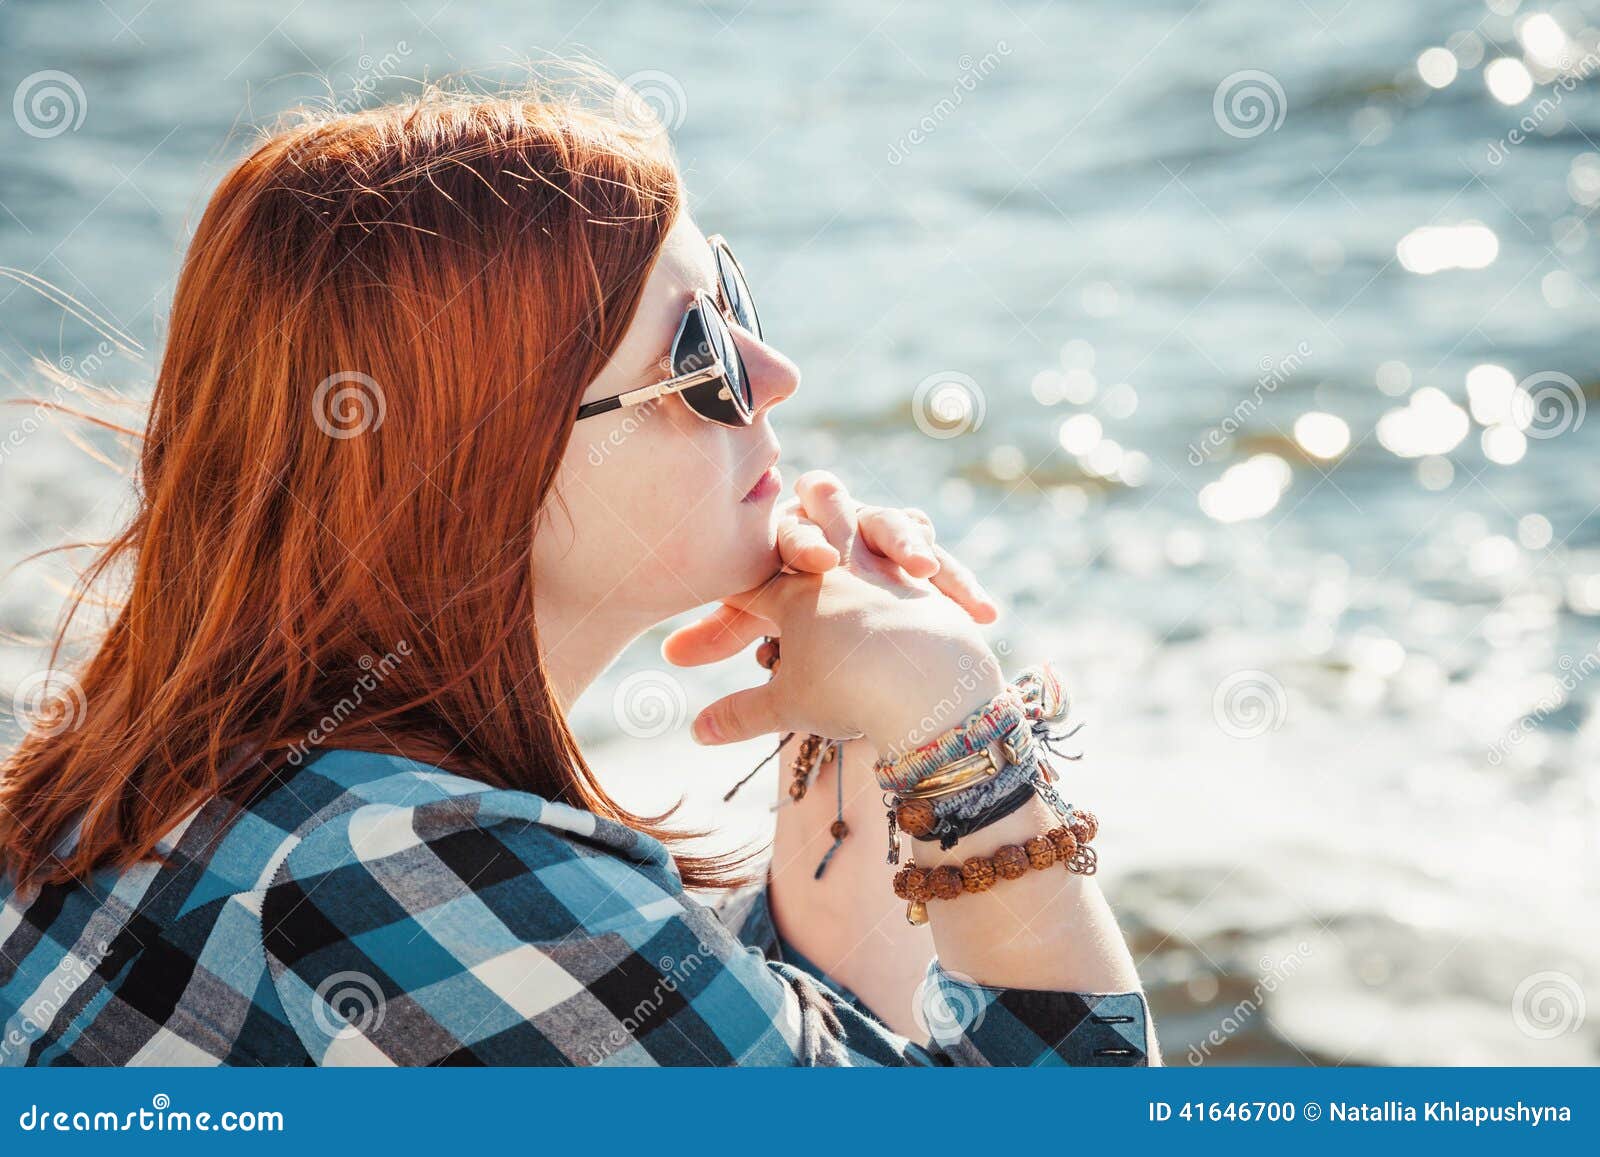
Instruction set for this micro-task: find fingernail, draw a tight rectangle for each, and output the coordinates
[692,714,722,745]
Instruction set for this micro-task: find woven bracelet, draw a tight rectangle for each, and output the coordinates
[872,663,1071,795]
[873,688,1028,795]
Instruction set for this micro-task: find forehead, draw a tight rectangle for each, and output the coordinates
[583,215,716,395]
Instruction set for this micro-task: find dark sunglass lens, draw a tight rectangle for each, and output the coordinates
[715,245,761,339]
[721,325,752,413]
[702,306,752,414]
[677,299,751,426]
[674,306,713,377]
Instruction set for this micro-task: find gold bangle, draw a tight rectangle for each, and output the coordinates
[898,748,1001,799]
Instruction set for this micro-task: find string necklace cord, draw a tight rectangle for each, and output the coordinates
[813,740,848,879]
[723,731,794,802]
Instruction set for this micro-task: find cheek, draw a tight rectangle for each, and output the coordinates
[552,414,781,608]
[626,431,781,594]
[641,453,746,576]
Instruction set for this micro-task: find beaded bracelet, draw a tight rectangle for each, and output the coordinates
[891,809,1099,925]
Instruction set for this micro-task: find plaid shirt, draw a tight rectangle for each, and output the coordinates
[0,749,1150,1066]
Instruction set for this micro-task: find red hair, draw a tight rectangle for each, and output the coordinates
[1,86,754,890]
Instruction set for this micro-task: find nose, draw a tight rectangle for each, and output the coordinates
[733,328,800,416]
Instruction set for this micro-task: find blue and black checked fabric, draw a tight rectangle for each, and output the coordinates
[0,749,1150,1066]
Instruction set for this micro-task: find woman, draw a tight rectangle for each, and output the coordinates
[0,85,1153,1066]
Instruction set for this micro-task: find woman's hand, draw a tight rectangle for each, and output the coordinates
[774,484,998,624]
[662,471,997,672]
[665,472,1006,751]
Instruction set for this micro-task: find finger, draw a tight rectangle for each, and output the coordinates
[692,683,783,745]
[928,544,1000,623]
[776,515,840,573]
[857,506,938,578]
[793,470,857,553]
[719,569,810,623]
[662,603,777,667]
[902,508,936,541]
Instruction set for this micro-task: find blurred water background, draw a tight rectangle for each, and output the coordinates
[2,0,1598,1064]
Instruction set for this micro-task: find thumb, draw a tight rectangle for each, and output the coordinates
[719,569,804,623]
[662,603,775,668]
[692,683,783,746]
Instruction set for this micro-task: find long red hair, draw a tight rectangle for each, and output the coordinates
[1,86,753,890]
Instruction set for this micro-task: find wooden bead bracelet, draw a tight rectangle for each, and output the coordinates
[891,809,1100,925]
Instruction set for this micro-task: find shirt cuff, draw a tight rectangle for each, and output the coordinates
[922,958,1152,1066]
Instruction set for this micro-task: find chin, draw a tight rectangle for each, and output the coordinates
[665,499,783,611]
[718,512,785,595]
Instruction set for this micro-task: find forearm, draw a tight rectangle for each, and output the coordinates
[867,666,1158,1058]
[918,793,1143,993]
[767,734,933,1039]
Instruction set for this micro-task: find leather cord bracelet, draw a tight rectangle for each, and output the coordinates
[896,779,1037,850]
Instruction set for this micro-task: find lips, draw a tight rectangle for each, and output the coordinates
[741,447,782,503]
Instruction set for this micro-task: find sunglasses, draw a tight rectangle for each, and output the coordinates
[575,234,762,428]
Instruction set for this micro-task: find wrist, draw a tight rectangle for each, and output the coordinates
[918,793,1054,866]
[863,645,1006,754]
